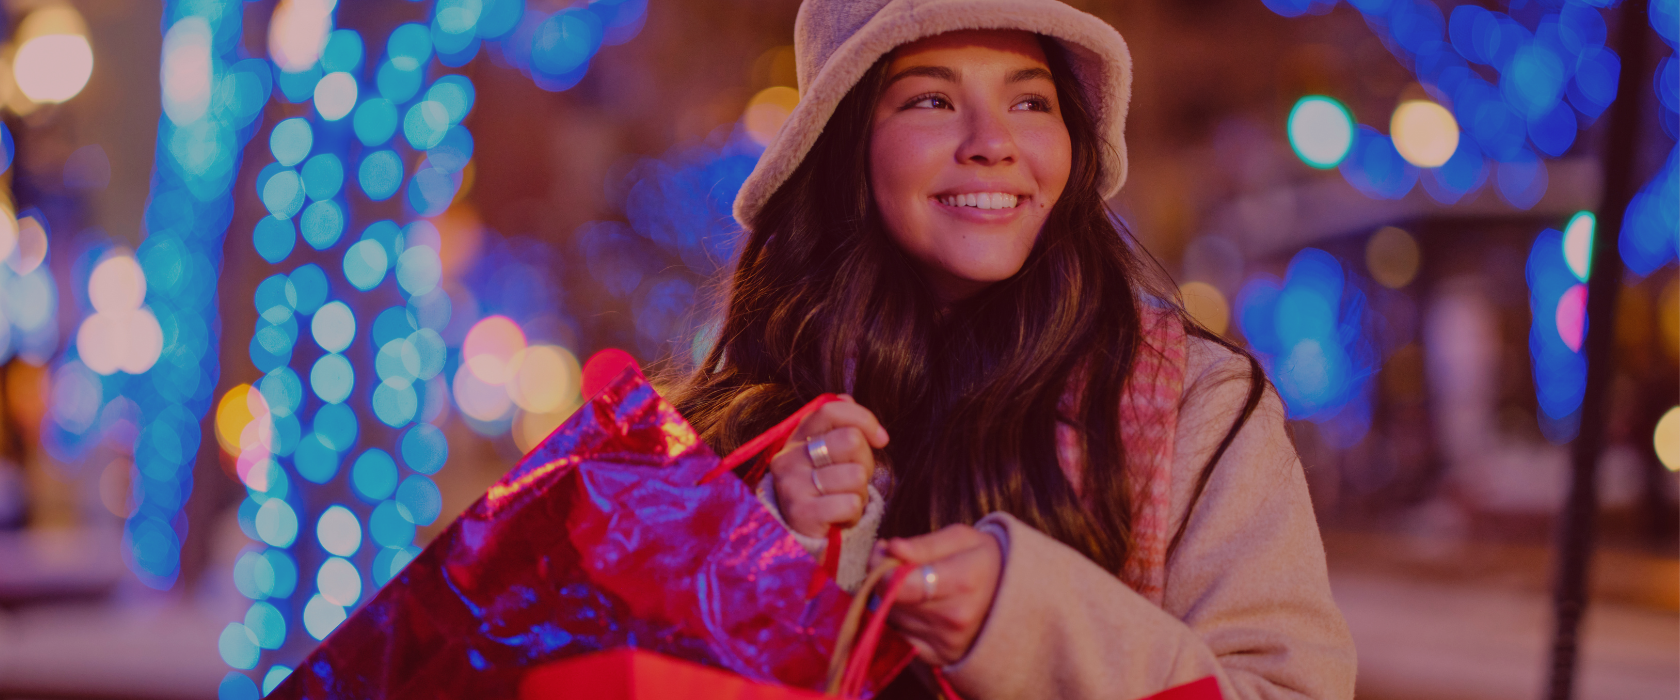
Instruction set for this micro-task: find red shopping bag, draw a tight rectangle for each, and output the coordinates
[518,649,829,700]
[517,559,946,700]
[268,359,913,699]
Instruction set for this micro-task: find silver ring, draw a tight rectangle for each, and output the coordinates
[811,467,827,496]
[919,564,938,602]
[805,436,833,468]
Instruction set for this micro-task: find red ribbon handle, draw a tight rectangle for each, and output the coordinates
[700,393,843,484]
[699,394,850,597]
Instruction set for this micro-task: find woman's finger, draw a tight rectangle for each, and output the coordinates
[793,401,889,448]
[808,493,867,527]
[883,524,988,565]
[805,462,870,499]
[814,426,874,474]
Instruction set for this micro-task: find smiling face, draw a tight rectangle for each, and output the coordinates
[868,30,1073,303]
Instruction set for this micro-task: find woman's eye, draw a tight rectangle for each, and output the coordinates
[1013,96,1053,112]
[907,94,952,110]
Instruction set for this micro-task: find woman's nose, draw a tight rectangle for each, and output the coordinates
[956,107,1017,166]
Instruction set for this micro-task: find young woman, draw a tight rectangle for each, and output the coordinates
[673,0,1356,697]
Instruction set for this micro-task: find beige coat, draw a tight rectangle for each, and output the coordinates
[759,337,1358,699]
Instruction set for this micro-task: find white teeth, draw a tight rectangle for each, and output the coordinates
[939,193,1019,209]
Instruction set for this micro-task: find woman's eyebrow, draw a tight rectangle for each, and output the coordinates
[1007,67,1052,84]
[885,65,957,88]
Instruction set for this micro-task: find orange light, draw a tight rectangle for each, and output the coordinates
[215,384,268,455]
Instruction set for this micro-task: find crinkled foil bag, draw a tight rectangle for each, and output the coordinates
[269,367,909,699]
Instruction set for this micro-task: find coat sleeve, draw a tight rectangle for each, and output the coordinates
[941,343,1357,700]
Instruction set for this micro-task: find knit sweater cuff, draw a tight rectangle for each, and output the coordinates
[754,474,885,592]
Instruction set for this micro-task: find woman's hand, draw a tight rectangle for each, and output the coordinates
[770,395,890,538]
[869,525,1004,667]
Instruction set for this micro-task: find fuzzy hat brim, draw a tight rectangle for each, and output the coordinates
[732,0,1132,231]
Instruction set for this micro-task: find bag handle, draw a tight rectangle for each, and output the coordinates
[701,394,848,596]
[825,560,963,699]
[699,393,843,484]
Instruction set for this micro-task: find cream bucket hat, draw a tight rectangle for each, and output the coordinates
[732,0,1133,230]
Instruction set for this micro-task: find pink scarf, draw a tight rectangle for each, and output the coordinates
[1055,306,1188,606]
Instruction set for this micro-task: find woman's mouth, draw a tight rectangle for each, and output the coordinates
[935,192,1022,210]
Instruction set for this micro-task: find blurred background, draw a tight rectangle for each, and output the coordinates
[0,0,1672,698]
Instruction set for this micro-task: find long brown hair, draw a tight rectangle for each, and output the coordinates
[673,36,1263,573]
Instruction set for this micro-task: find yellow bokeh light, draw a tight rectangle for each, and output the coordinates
[1179,281,1230,336]
[744,86,799,147]
[1366,226,1421,289]
[13,5,93,105]
[1655,406,1680,472]
[1390,100,1459,168]
[463,316,528,385]
[513,408,573,455]
[269,0,334,73]
[215,384,268,455]
[507,345,582,414]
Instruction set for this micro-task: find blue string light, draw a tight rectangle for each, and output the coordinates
[107,1,268,601]
[1266,0,1677,442]
[1237,248,1381,447]
[1264,0,1639,209]
[205,0,646,692]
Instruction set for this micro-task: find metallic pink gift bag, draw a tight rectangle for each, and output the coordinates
[268,363,911,699]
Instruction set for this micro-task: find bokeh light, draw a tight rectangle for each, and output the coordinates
[1365,226,1421,289]
[245,602,286,650]
[359,150,404,201]
[269,0,334,72]
[744,86,799,147]
[1390,100,1459,168]
[395,475,442,526]
[1526,227,1586,442]
[255,499,299,548]
[1287,96,1354,169]
[463,316,527,384]
[311,301,356,353]
[263,666,294,695]
[162,17,213,125]
[400,424,448,474]
[1555,284,1587,352]
[216,384,272,455]
[507,344,582,413]
[218,623,260,670]
[370,500,415,548]
[12,5,94,104]
[1178,281,1229,336]
[314,72,358,121]
[1237,249,1378,446]
[77,255,164,376]
[302,594,346,641]
[344,240,390,291]
[453,364,512,422]
[310,353,354,404]
[1562,211,1595,282]
[1656,407,1680,472]
[352,449,399,501]
[316,505,362,557]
